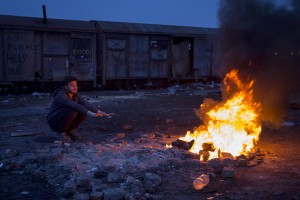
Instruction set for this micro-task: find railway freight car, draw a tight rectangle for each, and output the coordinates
[0,14,220,91]
[0,14,97,91]
[92,20,220,88]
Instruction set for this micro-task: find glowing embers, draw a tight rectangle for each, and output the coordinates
[180,69,262,160]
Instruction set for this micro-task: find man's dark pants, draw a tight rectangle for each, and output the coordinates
[48,108,87,133]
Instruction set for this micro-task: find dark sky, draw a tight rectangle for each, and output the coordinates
[0,0,220,28]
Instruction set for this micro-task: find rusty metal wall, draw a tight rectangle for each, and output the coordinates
[128,35,149,78]
[106,39,127,79]
[3,30,37,81]
[193,38,212,78]
[172,40,190,78]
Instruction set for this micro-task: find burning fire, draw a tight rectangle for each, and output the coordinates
[180,69,262,160]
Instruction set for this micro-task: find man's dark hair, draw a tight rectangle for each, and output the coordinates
[64,75,78,85]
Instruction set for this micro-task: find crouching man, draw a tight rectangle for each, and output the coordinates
[47,76,108,141]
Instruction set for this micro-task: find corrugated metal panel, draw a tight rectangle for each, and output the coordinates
[0,15,96,33]
[95,21,218,37]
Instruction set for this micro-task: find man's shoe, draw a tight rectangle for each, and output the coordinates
[67,130,82,141]
[56,132,71,143]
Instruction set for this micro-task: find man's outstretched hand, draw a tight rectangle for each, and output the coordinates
[95,110,115,117]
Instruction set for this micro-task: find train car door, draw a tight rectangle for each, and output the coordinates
[171,38,191,78]
[128,35,149,78]
[193,38,212,79]
[42,32,69,81]
[149,36,169,78]
[106,38,127,79]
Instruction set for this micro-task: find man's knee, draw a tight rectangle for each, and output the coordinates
[66,108,79,119]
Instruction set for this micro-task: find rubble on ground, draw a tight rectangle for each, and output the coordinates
[0,131,266,199]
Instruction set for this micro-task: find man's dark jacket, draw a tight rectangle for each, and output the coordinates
[47,87,98,122]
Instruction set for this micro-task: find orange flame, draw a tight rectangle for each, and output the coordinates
[180,69,262,160]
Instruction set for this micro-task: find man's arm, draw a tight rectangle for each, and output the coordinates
[55,90,89,114]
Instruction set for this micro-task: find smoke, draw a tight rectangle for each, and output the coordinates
[218,0,300,125]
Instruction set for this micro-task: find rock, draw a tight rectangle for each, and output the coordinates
[236,158,248,167]
[220,152,233,159]
[221,158,236,167]
[207,158,223,173]
[92,183,108,192]
[199,150,210,161]
[171,139,194,150]
[94,170,107,178]
[11,132,37,137]
[118,140,128,146]
[124,192,135,200]
[143,173,161,192]
[222,167,235,178]
[21,153,37,164]
[184,158,202,169]
[5,149,18,158]
[89,192,104,200]
[94,166,116,178]
[247,160,257,167]
[131,180,144,194]
[74,193,89,200]
[246,147,261,160]
[134,138,141,144]
[125,175,137,186]
[165,118,174,123]
[202,143,215,151]
[181,151,199,160]
[36,148,64,163]
[208,172,216,179]
[107,172,124,183]
[142,133,156,139]
[75,176,91,187]
[24,163,38,172]
[103,188,125,200]
[123,124,133,131]
[64,180,77,193]
[155,133,169,138]
[112,133,126,141]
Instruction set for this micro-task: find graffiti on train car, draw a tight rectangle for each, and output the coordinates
[71,38,92,62]
[73,63,91,73]
[6,43,40,76]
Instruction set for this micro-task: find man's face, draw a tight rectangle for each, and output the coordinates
[66,80,78,94]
